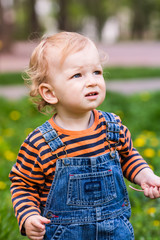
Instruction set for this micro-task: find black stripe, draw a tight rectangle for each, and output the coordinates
[63,129,106,145]
[128,162,148,181]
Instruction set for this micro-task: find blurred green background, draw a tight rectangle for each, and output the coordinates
[1,0,160,48]
[0,0,160,239]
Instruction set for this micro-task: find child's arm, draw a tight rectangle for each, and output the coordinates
[114,114,160,198]
[115,115,150,182]
[134,168,160,198]
[9,132,45,235]
[24,215,50,240]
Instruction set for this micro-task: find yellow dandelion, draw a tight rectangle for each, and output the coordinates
[153,220,160,227]
[158,150,160,157]
[4,150,16,162]
[9,110,21,121]
[147,207,156,216]
[0,181,7,190]
[134,137,146,147]
[143,148,155,158]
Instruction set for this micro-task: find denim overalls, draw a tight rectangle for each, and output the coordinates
[38,111,134,240]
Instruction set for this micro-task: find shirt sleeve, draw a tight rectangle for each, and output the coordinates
[9,136,44,235]
[114,114,150,182]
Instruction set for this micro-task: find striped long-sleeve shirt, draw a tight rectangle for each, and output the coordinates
[9,110,149,235]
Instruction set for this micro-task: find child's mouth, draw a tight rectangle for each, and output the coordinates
[85,92,98,97]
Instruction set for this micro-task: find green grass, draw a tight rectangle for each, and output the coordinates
[0,67,160,85]
[0,72,24,85]
[99,91,160,136]
[103,67,160,80]
[1,91,160,239]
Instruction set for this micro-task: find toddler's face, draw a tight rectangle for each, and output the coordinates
[47,42,106,116]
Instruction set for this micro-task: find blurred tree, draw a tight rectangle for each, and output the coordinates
[56,0,119,39]
[151,0,160,38]
[27,0,40,38]
[131,0,155,39]
[57,0,69,30]
[1,0,160,44]
[0,0,14,51]
[14,0,41,40]
[56,0,87,32]
[0,0,4,43]
[122,0,159,39]
[84,0,107,38]
[83,0,120,39]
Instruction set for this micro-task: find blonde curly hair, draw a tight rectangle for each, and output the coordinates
[24,32,91,113]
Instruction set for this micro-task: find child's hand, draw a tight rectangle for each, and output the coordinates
[24,215,50,240]
[134,168,160,199]
[141,174,160,199]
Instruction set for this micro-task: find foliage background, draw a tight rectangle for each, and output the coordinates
[1,0,160,51]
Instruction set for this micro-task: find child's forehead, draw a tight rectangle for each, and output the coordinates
[45,40,97,66]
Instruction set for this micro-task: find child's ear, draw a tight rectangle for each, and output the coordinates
[39,83,58,104]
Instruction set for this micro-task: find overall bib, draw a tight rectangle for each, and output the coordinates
[38,111,134,240]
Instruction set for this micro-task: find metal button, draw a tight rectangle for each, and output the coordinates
[62,158,70,166]
[46,211,53,219]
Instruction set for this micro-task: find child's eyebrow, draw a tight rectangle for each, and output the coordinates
[71,63,102,71]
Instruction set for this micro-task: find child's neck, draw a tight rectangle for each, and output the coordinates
[54,111,94,131]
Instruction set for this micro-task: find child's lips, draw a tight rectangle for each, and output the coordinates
[85,91,98,97]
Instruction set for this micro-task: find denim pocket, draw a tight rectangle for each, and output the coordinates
[44,225,66,240]
[67,169,117,206]
[116,215,134,240]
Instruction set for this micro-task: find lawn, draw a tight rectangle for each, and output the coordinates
[0,89,160,239]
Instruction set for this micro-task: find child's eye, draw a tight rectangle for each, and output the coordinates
[93,70,102,75]
[72,73,82,78]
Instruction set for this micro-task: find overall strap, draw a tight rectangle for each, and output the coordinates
[38,121,64,152]
[100,111,120,142]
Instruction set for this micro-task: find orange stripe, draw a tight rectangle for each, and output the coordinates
[29,131,42,142]
[124,159,145,178]
[18,149,38,161]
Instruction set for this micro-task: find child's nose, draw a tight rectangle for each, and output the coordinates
[86,75,97,87]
